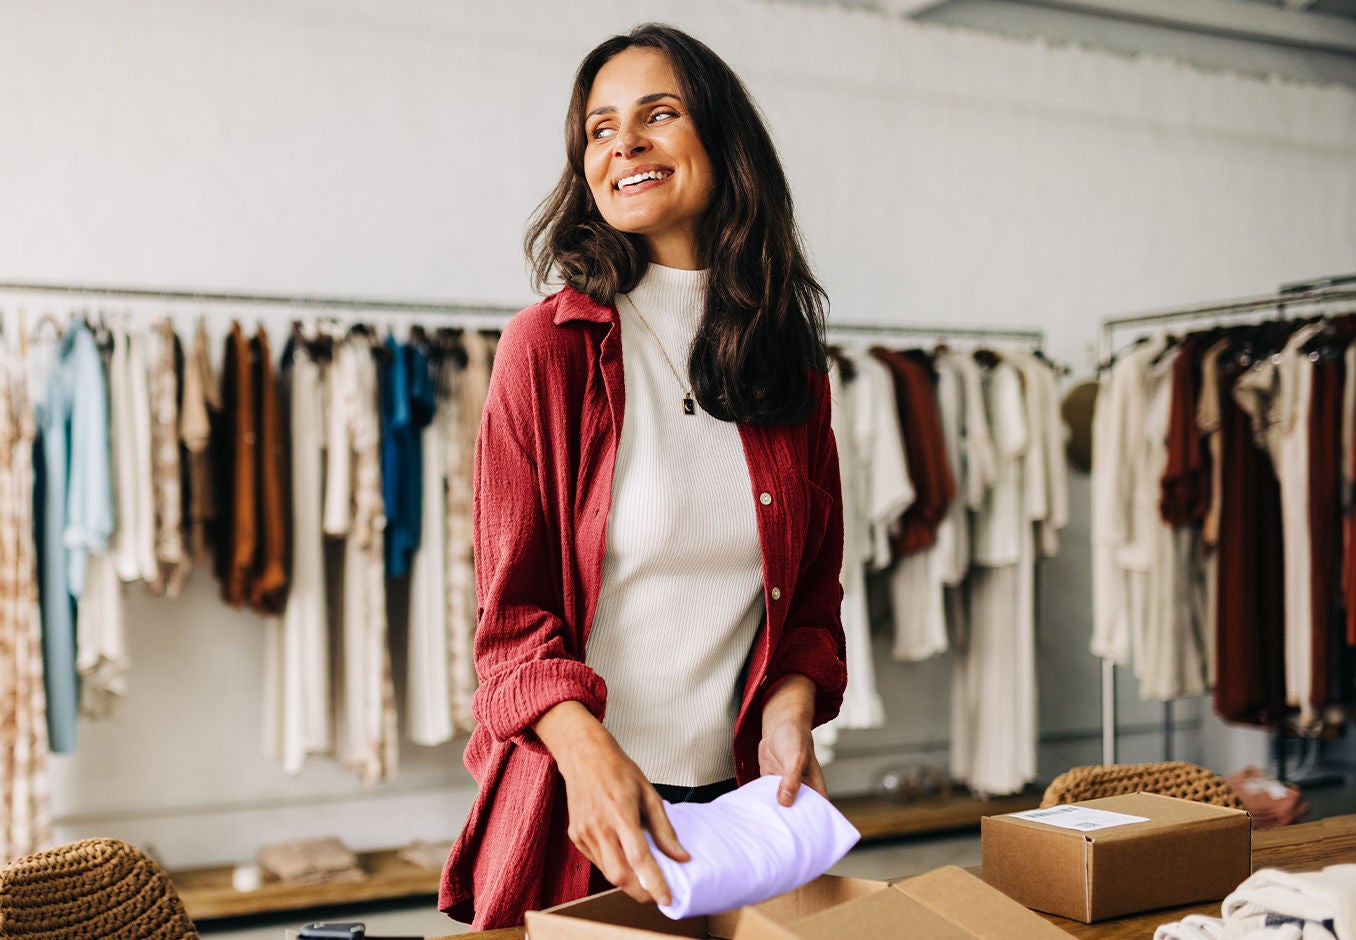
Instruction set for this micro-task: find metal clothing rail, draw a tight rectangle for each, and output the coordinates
[1099,286,1356,352]
[829,321,1046,345]
[1095,283,1356,767]
[0,280,522,330]
[0,284,1055,346]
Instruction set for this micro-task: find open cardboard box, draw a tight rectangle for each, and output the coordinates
[524,866,1075,939]
[981,791,1251,923]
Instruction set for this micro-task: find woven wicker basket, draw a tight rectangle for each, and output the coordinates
[1040,761,1244,811]
[0,838,198,939]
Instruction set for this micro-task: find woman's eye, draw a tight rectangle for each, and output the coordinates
[649,108,678,122]
[590,124,617,140]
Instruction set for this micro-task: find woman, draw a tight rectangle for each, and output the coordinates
[439,23,847,930]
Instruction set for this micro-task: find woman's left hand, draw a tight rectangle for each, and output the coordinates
[757,674,827,807]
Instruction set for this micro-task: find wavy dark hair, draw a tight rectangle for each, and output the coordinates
[525,23,828,426]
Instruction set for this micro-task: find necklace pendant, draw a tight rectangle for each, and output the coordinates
[683,394,696,416]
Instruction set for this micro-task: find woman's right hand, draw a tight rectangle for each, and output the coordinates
[535,701,690,906]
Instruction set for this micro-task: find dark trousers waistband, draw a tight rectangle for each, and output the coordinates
[651,777,737,804]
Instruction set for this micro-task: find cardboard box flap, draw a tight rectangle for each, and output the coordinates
[896,865,1076,939]
[527,888,707,939]
[735,883,979,940]
[526,874,893,940]
[719,875,886,930]
[1061,793,1245,842]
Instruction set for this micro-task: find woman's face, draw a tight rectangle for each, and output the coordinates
[583,47,714,270]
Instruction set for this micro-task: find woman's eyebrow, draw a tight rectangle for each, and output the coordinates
[586,92,681,121]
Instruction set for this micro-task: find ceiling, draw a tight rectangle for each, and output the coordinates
[794,0,1356,55]
[792,0,1356,86]
[1246,0,1356,18]
[915,0,1356,54]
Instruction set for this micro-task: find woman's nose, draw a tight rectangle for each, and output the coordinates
[614,123,648,157]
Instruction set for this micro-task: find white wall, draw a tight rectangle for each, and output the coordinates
[3,0,1354,869]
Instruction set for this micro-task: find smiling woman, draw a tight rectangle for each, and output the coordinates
[580,49,714,269]
[439,23,847,932]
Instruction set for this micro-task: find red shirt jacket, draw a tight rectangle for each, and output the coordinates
[439,287,847,929]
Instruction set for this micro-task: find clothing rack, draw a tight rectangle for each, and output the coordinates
[0,285,1052,349]
[1096,282,1356,767]
[0,280,521,331]
[829,321,1045,346]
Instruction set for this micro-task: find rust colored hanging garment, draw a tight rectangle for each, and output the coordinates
[869,348,955,558]
[1160,336,1211,527]
[1213,359,1287,726]
[224,323,257,607]
[250,327,290,614]
[1195,339,1231,550]
[1309,350,1344,714]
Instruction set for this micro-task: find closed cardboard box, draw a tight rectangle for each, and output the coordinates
[981,791,1251,923]
[524,867,1075,939]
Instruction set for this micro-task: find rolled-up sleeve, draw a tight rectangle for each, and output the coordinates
[470,319,606,754]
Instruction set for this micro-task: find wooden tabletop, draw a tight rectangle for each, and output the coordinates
[434,813,1356,940]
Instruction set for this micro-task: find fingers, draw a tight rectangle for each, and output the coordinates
[595,836,653,904]
[587,826,669,906]
[567,789,678,906]
[620,825,672,908]
[643,789,690,863]
[776,751,809,807]
[805,755,828,799]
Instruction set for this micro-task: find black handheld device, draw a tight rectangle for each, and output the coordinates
[297,924,364,939]
[297,923,422,940]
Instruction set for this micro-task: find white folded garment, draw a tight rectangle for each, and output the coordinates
[1221,865,1356,939]
[645,774,861,919]
[1155,914,1225,940]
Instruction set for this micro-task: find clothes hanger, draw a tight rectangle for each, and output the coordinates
[29,310,64,342]
[1148,333,1182,367]
[435,325,468,368]
[825,345,856,383]
[1096,333,1154,375]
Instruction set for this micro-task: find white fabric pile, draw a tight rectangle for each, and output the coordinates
[1155,865,1356,940]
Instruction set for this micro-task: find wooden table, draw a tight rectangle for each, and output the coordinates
[435,814,1356,940]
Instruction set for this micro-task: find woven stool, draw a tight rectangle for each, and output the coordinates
[1040,761,1244,811]
[0,838,198,939]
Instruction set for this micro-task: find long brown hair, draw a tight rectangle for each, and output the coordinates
[525,23,827,426]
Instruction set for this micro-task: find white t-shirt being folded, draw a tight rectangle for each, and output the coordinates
[645,774,861,919]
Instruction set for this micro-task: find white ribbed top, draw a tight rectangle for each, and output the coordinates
[586,264,764,787]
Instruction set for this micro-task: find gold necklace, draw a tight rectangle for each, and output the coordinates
[622,294,696,416]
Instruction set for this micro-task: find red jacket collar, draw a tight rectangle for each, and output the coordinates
[550,286,617,326]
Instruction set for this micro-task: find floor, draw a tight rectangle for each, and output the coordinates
[196,828,983,939]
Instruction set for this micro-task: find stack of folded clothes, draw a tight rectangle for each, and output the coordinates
[1155,864,1356,939]
[1224,767,1309,829]
[257,837,367,885]
[397,839,453,870]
